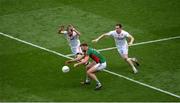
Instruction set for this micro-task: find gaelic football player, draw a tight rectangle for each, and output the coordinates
[92,24,139,73]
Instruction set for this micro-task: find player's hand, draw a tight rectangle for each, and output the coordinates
[72,27,75,31]
[128,42,133,46]
[92,39,98,43]
[58,25,65,34]
[74,63,79,67]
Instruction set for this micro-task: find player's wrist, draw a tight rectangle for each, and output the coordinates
[128,42,133,45]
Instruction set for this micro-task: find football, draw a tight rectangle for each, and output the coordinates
[62,66,70,73]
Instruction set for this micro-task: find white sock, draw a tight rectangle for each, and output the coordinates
[132,66,138,73]
[86,75,90,83]
[95,79,101,85]
[127,58,138,73]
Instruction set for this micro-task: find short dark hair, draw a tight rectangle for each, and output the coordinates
[116,23,122,28]
[80,43,88,47]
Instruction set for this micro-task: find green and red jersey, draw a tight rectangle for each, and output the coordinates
[86,48,106,63]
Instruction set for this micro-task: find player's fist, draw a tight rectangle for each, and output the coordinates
[58,25,65,34]
[74,63,79,67]
[92,39,98,43]
[128,42,133,46]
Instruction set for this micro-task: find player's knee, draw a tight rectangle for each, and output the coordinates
[87,69,94,74]
[86,70,91,74]
[124,58,130,61]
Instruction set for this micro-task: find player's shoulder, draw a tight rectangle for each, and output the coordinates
[107,30,116,35]
[121,30,130,35]
[88,47,93,51]
[109,30,116,34]
[89,48,96,52]
[121,30,128,33]
[87,48,93,54]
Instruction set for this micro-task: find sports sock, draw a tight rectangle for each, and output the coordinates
[132,66,138,73]
[85,75,90,83]
[95,79,101,85]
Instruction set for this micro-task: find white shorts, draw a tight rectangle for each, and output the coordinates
[117,45,128,56]
[71,46,82,55]
[94,62,107,71]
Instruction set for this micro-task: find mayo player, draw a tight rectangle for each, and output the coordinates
[92,24,139,73]
[58,24,82,56]
[65,43,106,90]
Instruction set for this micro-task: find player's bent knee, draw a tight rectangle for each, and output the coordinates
[126,58,131,61]
[86,70,91,74]
[124,58,130,61]
[86,64,92,69]
[87,68,96,74]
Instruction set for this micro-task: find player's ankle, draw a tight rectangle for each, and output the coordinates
[85,79,90,83]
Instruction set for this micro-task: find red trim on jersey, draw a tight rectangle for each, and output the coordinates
[90,54,100,63]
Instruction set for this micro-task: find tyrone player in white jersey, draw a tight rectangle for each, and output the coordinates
[58,24,82,56]
[92,24,139,73]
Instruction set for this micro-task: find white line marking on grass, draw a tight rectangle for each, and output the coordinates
[0,32,72,59]
[65,36,180,57]
[98,36,180,52]
[103,69,180,99]
[65,54,75,57]
[0,32,180,99]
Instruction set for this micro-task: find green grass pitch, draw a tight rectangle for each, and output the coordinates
[0,0,180,102]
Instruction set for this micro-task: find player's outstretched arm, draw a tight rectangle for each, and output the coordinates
[73,28,81,36]
[65,55,84,64]
[127,34,134,46]
[74,55,89,67]
[92,33,107,43]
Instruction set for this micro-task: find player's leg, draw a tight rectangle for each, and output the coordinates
[122,54,138,73]
[118,46,138,73]
[87,62,106,90]
[81,61,96,84]
[87,65,101,89]
[124,46,140,67]
[130,57,140,66]
[71,46,77,56]
[123,45,140,66]
[76,46,82,54]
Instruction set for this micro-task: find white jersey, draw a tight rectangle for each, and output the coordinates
[106,30,130,47]
[64,31,82,54]
[64,31,80,47]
